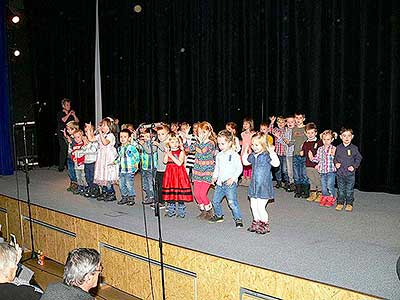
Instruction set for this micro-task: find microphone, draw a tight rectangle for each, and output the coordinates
[139,122,163,129]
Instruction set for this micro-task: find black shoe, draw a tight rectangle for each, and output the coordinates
[97,193,106,201]
[235,219,244,228]
[58,167,65,172]
[275,181,282,189]
[104,193,116,202]
[142,198,154,205]
[127,196,136,206]
[208,215,224,223]
[117,197,129,205]
[302,184,310,198]
[90,187,100,198]
[286,183,295,192]
[294,184,302,198]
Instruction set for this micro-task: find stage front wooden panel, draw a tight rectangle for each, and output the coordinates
[0,195,380,300]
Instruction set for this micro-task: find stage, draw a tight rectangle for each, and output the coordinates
[0,168,399,299]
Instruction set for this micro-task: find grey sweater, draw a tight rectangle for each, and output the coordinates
[40,282,94,300]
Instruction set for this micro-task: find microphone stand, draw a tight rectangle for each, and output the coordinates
[148,123,166,300]
[13,103,38,261]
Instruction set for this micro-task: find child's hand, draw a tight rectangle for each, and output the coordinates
[225,178,234,186]
[244,145,250,154]
[308,150,314,161]
[347,166,355,172]
[314,164,319,170]
[335,162,341,169]
[283,138,289,144]
[269,116,276,124]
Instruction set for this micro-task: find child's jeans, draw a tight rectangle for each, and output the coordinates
[211,182,242,221]
[321,172,336,197]
[337,174,355,205]
[167,201,186,217]
[67,157,77,182]
[275,155,288,183]
[84,162,96,189]
[142,169,155,200]
[120,172,136,197]
[286,156,294,183]
[293,155,309,185]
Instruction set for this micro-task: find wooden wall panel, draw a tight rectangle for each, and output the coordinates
[6,198,22,242]
[0,210,8,239]
[1,195,381,300]
[76,219,98,249]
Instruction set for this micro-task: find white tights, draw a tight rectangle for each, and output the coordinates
[250,198,269,222]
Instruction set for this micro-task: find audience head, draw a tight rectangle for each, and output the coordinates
[63,248,101,292]
[0,242,21,283]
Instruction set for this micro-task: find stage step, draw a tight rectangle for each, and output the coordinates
[23,257,140,300]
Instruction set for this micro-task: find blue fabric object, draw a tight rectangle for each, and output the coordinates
[212,182,242,221]
[0,1,14,175]
[247,152,275,199]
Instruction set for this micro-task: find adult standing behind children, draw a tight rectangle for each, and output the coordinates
[57,98,79,172]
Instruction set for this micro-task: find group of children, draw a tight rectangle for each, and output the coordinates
[61,114,362,235]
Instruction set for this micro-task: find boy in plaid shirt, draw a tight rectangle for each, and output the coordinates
[116,129,140,206]
[269,116,288,189]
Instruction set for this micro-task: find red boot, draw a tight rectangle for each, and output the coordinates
[325,196,336,207]
[319,196,327,206]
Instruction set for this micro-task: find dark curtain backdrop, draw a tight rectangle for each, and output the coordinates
[20,0,400,194]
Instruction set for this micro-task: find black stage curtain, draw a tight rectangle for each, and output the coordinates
[24,0,400,194]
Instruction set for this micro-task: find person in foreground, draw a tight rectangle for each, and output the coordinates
[0,242,41,300]
[41,248,102,300]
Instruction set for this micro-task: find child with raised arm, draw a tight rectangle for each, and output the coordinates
[269,116,288,189]
[243,132,280,234]
[182,121,217,220]
[94,118,119,201]
[209,130,243,227]
[334,128,363,212]
[162,133,193,217]
[225,122,241,153]
[116,129,140,205]
[309,130,337,207]
[281,116,295,192]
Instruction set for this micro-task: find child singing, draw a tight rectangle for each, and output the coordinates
[243,132,280,234]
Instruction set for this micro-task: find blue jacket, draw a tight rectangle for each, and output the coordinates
[247,152,274,199]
